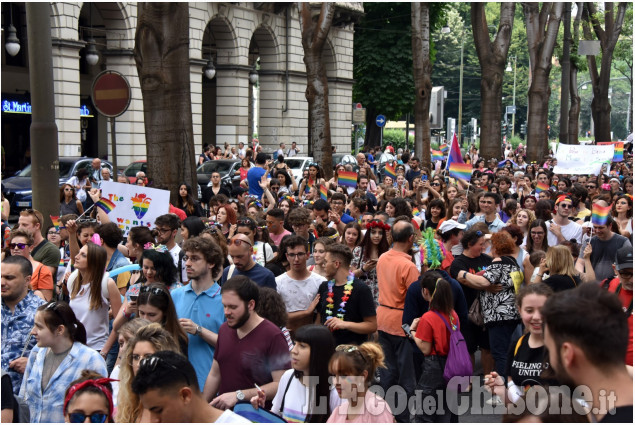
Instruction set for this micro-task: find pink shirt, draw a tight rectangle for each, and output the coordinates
[327,390,394,423]
[270,229,291,246]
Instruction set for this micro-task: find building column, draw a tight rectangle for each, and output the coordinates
[215,66,250,146]
[190,59,205,154]
[257,72,284,151]
[52,39,82,157]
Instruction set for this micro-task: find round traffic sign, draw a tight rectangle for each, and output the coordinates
[376,114,386,128]
[91,70,131,118]
[356,103,362,109]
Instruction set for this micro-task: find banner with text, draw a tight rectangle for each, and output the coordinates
[553,144,614,175]
[99,181,170,236]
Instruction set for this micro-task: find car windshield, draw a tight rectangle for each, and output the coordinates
[379,153,395,165]
[17,161,74,178]
[284,159,304,169]
[199,162,233,174]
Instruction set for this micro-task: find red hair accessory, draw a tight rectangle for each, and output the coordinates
[63,377,118,417]
[365,220,390,231]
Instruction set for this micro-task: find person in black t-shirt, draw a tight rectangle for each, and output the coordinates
[316,244,376,346]
[1,372,19,422]
[484,284,554,408]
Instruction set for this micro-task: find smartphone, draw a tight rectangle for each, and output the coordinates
[129,295,138,302]
[444,176,449,184]
[422,174,428,181]
[401,323,413,339]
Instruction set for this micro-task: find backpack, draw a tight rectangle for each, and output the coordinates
[433,311,473,392]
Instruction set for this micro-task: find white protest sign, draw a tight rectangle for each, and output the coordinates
[553,144,614,175]
[99,181,170,236]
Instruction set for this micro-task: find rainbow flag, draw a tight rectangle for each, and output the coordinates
[431,150,444,162]
[535,182,550,193]
[448,163,473,182]
[591,203,611,226]
[338,171,358,188]
[446,133,466,170]
[412,207,421,217]
[305,177,314,193]
[319,184,328,200]
[614,142,624,162]
[95,197,116,214]
[384,163,396,180]
[50,215,61,231]
[440,143,449,154]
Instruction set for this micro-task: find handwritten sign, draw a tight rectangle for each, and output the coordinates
[99,181,170,236]
[553,144,614,175]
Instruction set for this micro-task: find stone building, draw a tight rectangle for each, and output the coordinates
[1,2,359,175]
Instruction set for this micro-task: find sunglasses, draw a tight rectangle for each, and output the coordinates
[139,355,190,385]
[9,242,31,250]
[229,238,253,247]
[25,209,42,227]
[140,286,168,296]
[586,185,596,189]
[237,219,254,226]
[335,344,367,362]
[68,413,108,423]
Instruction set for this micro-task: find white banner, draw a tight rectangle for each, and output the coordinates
[99,181,170,236]
[553,144,614,175]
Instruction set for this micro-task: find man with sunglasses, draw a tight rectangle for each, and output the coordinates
[132,351,249,423]
[546,195,584,247]
[18,209,60,280]
[154,214,181,269]
[1,256,45,395]
[220,234,276,290]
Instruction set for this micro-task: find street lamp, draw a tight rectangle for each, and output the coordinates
[204,56,216,80]
[5,4,20,56]
[506,55,517,138]
[248,64,259,85]
[85,38,99,65]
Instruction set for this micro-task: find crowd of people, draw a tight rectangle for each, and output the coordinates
[1,139,634,423]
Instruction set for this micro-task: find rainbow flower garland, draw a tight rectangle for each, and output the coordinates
[325,272,354,320]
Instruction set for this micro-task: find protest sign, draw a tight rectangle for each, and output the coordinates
[597,141,624,162]
[99,181,170,235]
[553,144,614,175]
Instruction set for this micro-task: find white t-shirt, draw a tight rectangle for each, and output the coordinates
[215,410,251,423]
[254,242,274,267]
[271,369,341,422]
[168,244,181,269]
[546,219,583,247]
[275,272,324,312]
[67,270,111,350]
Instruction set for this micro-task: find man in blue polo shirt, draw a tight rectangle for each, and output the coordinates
[247,152,270,198]
[171,237,226,390]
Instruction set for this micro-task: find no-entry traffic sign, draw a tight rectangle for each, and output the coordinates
[91,70,131,118]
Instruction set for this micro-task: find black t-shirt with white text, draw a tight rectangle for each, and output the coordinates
[450,254,493,306]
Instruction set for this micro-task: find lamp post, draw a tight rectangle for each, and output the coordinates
[506,56,517,138]
[5,3,20,56]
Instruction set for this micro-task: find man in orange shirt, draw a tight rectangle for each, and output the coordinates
[376,217,421,422]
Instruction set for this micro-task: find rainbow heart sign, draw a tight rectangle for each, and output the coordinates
[131,193,152,219]
[99,181,170,236]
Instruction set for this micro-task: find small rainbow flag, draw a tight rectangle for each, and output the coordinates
[591,203,611,226]
[338,171,358,188]
[412,207,421,217]
[384,163,397,180]
[440,143,449,154]
[614,142,624,162]
[535,182,550,193]
[431,150,444,162]
[95,197,116,214]
[50,215,61,231]
[448,162,472,182]
[305,177,314,193]
[319,184,328,200]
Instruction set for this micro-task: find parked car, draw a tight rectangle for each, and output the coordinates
[331,153,357,169]
[122,160,147,184]
[280,156,314,182]
[3,157,113,216]
[377,152,397,180]
[196,159,241,192]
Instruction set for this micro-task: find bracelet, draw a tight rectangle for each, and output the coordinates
[123,307,132,319]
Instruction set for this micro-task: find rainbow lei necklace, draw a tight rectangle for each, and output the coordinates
[326,272,354,320]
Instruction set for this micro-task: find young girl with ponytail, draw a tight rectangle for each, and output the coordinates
[19,301,107,423]
[410,276,460,422]
[326,342,393,423]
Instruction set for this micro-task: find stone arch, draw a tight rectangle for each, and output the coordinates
[204,15,238,65]
[250,24,280,72]
[322,37,337,78]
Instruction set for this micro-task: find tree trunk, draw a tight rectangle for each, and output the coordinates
[364,105,382,148]
[524,2,564,163]
[134,3,197,201]
[568,65,581,144]
[299,3,334,179]
[411,3,432,170]
[472,3,515,162]
[559,3,572,144]
[583,2,628,142]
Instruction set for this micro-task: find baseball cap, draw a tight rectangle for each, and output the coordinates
[615,247,633,271]
[438,220,467,234]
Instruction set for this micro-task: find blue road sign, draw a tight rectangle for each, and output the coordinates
[376,114,386,128]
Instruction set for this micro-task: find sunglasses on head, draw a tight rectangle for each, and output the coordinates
[68,413,108,423]
[229,238,253,247]
[140,286,168,296]
[139,355,191,385]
